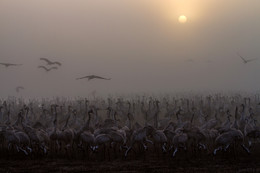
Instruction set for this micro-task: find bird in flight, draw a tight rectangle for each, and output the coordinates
[16,86,24,93]
[186,59,194,63]
[40,58,62,66]
[237,53,258,64]
[38,66,58,72]
[0,63,22,67]
[76,75,111,81]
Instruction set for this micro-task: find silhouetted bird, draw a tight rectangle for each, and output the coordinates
[38,66,58,72]
[237,53,258,64]
[186,59,194,62]
[76,75,111,81]
[205,59,212,63]
[0,63,22,67]
[16,86,24,93]
[40,58,62,66]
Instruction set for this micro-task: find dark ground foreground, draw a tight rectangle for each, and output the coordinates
[0,153,259,173]
[1,143,260,173]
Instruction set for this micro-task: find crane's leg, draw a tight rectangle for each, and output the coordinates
[214,146,222,155]
[172,147,178,157]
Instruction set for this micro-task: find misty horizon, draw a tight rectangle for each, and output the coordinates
[1,0,260,98]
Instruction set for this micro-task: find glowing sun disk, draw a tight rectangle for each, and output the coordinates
[179,15,187,23]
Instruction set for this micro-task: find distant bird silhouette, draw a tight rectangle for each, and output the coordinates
[0,63,22,67]
[237,53,258,64]
[38,66,58,72]
[40,58,62,66]
[205,59,212,63]
[186,59,194,62]
[16,86,24,93]
[76,75,111,81]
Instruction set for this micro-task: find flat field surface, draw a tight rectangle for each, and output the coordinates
[0,150,259,173]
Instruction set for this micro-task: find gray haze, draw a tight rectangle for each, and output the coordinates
[0,0,260,98]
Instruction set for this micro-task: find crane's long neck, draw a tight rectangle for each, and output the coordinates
[94,108,99,126]
[133,103,136,115]
[166,102,169,112]
[240,105,245,120]
[190,112,195,124]
[108,99,111,108]
[14,111,22,126]
[176,110,181,124]
[0,108,3,123]
[64,109,71,129]
[86,112,91,129]
[53,106,58,131]
[215,111,218,121]
[148,101,152,111]
[60,106,63,117]
[128,103,131,113]
[7,111,10,124]
[107,108,111,119]
[84,100,89,120]
[235,107,238,122]
[141,103,146,114]
[3,102,8,112]
[25,108,29,123]
[113,111,118,127]
[78,101,82,113]
[227,113,231,122]
[127,113,132,129]
[187,99,190,112]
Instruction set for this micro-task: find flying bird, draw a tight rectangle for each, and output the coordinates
[38,66,58,72]
[186,59,194,63]
[16,86,24,93]
[40,58,62,66]
[0,63,22,67]
[237,53,258,64]
[76,75,111,81]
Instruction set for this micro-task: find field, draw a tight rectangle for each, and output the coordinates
[1,145,259,173]
[0,95,260,172]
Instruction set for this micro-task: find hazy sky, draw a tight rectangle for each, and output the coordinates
[0,0,260,98]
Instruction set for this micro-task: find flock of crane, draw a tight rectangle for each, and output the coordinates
[0,57,111,93]
[0,94,259,160]
[0,53,257,93]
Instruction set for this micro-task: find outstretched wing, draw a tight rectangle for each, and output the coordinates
[40,57,52,64]
[0,63,7,66]
[76,76,89,80]
[53,61,62,66]
[16,86,24,93]
[76,75,111,80]
[246,58,258,63]
[38,65,48,71]
[9,63,22,66]
[0,63,22,66]
[92,75,111,80]
[50,66,58,70]
[237,53,247,63]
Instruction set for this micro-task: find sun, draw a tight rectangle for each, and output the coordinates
[178,15,187,23]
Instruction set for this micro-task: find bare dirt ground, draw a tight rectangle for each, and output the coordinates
[0,149,259,173]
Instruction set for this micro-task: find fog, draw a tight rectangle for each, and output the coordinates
[0,0,260,98]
